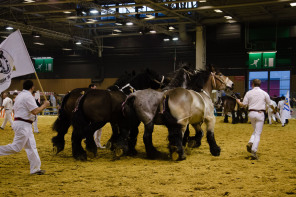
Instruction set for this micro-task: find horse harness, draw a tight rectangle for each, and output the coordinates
[211,72,230,90]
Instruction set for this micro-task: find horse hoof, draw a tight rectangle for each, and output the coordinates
[188,140,196,148]
[115,148,124,157]
[106,141,112,149]
[171,152,179,161]
[186,147,192,155]
[53,146,58,155]
[87,151,96,159]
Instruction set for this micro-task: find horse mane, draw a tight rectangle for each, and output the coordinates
[128,68,162,90]
[107,71,135,91]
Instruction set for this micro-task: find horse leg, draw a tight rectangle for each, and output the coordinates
[167,124,186,161]
[205,118,221,156]
[143,122,160,159]
[188,123,203,148]
[71,127,87,161]
[182,125,190,146]
[224,114,229,123]
[85,122,104,158]
[127,125,140,156]
[106,123,120,150]
[52,117,71,154]
[231,111,237,124]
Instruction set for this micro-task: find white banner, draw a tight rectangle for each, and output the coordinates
[282,91,291,120]
[0,30,35,93]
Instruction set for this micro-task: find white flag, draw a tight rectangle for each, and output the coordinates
[0,30,35,93]
[282,91,291,120]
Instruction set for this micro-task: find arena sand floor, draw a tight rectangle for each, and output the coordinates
[0,116,295,197]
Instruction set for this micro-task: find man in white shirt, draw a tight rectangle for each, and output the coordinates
[0,80,50,175]
[236,79,274,160]
[0,92,14,130]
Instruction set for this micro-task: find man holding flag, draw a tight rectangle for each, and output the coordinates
[0,30,49,175]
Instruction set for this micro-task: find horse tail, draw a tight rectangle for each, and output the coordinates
[162,95,179,127]
[72,93,90,136]
[52,92,71,133]
[122,95,139,128]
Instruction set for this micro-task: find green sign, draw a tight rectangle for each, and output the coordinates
[34,58,53,72]
[249,52,276,69]
[262,52,275,68]
[249,52,262,69]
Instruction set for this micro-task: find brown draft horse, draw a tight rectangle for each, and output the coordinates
[223,93,248,124]
[52,69,168,159]
[162,65,233,160]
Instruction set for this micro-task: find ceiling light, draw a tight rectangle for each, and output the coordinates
[290,2,296,6]
[150,30,156,34]
[82,11,87,15]
[6,26,13,30]
[214,9,223,13]
[62,48,72,51]
[168,26,175,30]
[33,42,44,46]
[126,22,133,26]
[115,22,123,26]
[75,41,82,45]
[172,37,179,41]
[199,0,207,2]
[163,38,170,41]
[224,16,232,19]
[24,0,35,3]
[90,9,99,14]
[86,21,95,23]
[145,14,155,19]
[63,11,71,14]
[114,29,122,32]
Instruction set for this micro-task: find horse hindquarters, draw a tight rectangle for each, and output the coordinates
[163,95,186,161]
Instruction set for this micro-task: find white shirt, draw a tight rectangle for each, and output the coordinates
[267,100,277,112]
[13,90,38,121]
[243,87,271,110]
[277,100,285,114]
[2,97,13,110]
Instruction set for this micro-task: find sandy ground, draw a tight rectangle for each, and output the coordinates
[0,116,295,197]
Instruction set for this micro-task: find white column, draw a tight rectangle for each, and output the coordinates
[196,26,206,70]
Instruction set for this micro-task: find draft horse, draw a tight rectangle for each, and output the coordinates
[161,65,233,160]
[52,69,167,158]
[120,65,204,159]
[223,93,248,124]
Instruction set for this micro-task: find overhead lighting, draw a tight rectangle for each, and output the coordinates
[24,0,35,3]
[62,48,72,51]
[90,9,99,14]
[82,11,87,15]
[145,14,155,19]
[113,29,122,32]
[33,42,44,46]
[172,37,179,41]
[75,41,82,45]
[86,21,95,24]
[163,38,170,41]
[150,30,156,34]
[290,2,296,6]
[224,16,232,19]
[6,26,13,30]
[126,22,133,26]
[115,22,123,26]
[63,11,71,14]
[199,0,207,2]
[214,9,223,13]
[168,26,175,30]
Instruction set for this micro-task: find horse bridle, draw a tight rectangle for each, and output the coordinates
[211,72,229,89]
[153,75,165,87]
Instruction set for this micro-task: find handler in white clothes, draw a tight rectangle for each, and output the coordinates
[267,99,280,125]
[0,92,13,130]
[277,96,286,127]
[236,79,274,160]
[0,80,50,175]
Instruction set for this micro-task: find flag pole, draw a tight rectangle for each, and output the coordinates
[34,72,48,102]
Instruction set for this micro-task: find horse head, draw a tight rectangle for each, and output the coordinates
[206,64,233,91]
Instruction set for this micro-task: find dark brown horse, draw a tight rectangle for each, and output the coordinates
[223,94,248,124]
[52,69,168,159]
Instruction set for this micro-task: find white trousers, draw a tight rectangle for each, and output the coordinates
[267,110,280,124]
[248,111,265,153]
[0,121,41,174]
[1,110,13,129]
[94,128,105,148]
